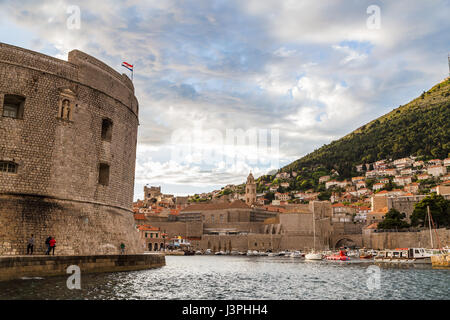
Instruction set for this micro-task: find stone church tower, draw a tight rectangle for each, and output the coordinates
[245,172,256,206]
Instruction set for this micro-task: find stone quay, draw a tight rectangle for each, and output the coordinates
[0,254,165,281]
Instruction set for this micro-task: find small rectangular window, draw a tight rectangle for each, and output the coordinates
[98,163,110,185]
[101,118,113,141]
[0,161,18,173]
[2,95,25,119]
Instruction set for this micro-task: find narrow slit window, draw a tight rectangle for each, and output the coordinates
[98,163,110,185]
[2,95,25,119]
[101,118,113,141]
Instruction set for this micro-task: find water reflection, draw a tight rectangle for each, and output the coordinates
[0,256,448,300]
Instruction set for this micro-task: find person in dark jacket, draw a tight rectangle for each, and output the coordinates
[45,236,52,255]
[26,234,34,255]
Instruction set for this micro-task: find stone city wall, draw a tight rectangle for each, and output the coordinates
[362,228,450,250]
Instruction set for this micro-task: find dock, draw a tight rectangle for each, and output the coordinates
[0,253,165,281]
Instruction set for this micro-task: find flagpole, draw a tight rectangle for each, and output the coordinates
[132,63,134,82]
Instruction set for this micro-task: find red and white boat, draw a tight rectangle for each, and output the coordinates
[326,250,350,261]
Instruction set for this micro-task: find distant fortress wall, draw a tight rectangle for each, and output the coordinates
[0,43,142,255]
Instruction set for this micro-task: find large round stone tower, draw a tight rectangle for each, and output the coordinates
[0,43,142,255]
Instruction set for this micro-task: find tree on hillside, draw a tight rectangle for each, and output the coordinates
[265,192,275,202]
[377,209,409,230]
[410,194,450,228]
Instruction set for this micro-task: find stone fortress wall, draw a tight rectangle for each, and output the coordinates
[0,43,142,255]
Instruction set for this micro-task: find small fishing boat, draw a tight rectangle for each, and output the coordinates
[268,252,277,257]
[195,250,203,255]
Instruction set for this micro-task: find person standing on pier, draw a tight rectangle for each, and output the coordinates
[45,236,52,255]
[120,243,125,254]
[49,237,56,255]
[26,234,34,255]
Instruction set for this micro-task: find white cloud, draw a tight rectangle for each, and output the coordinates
[1,0,449,199]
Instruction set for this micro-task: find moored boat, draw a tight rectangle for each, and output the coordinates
[325,250,350,261]
[375,248,433,264]
[305,252,323,260]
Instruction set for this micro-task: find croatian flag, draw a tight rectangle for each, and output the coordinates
[121,61,133,72]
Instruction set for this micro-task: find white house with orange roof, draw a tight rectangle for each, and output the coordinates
[413,160,424,167]
[351,176,365,184]
[404,182,419,194]
[428,159,443,166]
[427,165,447,177]
[400,168,413,176]
[379,178,389,184]
[393,176,412,186]
[444,158,450,167]
[356,180,366,189]
[417,173,430,180]
[373,182,385,191]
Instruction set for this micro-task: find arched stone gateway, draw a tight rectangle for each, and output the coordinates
[335,238,357,249]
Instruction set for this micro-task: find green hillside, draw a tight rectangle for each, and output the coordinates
[282,78,450,177]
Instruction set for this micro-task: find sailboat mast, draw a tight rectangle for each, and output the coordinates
[313,210,316,251]
[427,206,434,248]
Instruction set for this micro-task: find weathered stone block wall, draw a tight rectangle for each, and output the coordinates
[0,43,141,255]
[362,228,450,250]
[194,234,282,252]
[0,195,142,255]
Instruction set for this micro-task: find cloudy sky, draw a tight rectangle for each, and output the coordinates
[1,0,449,199]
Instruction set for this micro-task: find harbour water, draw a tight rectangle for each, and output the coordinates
[0,255,448,300]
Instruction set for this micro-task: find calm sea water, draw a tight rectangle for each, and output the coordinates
[0,256,448,300]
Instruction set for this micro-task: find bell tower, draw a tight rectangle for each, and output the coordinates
[245,172,256,206]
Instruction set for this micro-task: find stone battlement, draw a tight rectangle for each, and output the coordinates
[0,42,138,117]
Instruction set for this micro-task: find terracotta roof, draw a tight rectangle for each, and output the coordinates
[134,214,146,220]
[137,225,160,231]
[181,201,250,212]
[365,223,378,229]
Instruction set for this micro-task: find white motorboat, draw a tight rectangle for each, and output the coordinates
[204,249,212,255]
[246,250,254,256]
[305,252,323,260]
[268,252,277,257]
[375,248,434,264]
[195,250,203,255]
[290,251,302,258]
[230,250,239,255]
